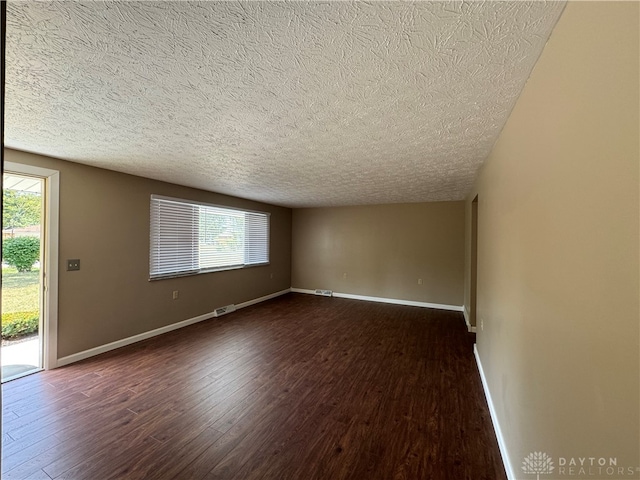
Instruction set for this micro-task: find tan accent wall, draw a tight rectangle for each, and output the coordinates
[292,202,464,307]
[4,149,292,359]
[464,1,639,470]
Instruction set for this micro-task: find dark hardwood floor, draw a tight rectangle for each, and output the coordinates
[1,293,506,480]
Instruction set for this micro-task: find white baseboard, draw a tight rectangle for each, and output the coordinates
[236,289,292,309]
[290,288,315,295]
[57,288,291,368]
[474,345,515,480]
[463,306,477,333]
[333,292,463,312]
[290,288,463,313]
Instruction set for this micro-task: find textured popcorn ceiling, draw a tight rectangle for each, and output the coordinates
[5,1,565,208]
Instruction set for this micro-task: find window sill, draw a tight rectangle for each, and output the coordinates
[149,262,270,281]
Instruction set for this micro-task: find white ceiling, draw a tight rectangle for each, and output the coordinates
[5,1,565,208]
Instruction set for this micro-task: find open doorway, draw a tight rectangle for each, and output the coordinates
[1,161,59,380]
[470,195,479,330]
[1,172,43,381]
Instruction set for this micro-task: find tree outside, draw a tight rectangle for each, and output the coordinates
[3,237,40,272]
[3,189,41,230]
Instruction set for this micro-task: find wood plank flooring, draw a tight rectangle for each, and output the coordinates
[1,293,506,480]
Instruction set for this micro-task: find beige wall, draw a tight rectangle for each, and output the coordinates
[464,1,639,473]
[5,149,292,359]
[293,202,464,307]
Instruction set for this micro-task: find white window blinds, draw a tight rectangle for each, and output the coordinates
[150,195,269,280]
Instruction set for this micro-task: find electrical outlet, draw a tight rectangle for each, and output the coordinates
[172,290,179,300]
[480,320,484,331]
[343,273,347,279]
[67,259,80,271]
[418,278,422,285]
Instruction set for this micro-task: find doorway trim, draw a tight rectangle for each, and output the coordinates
[5,161,59,370]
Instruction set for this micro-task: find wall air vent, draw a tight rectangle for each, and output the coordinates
[314,289,333,297]
[213,304,237,317]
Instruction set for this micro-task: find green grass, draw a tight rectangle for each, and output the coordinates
[2,267,40,313]
[2,267,40,289]
[2,267,40,338]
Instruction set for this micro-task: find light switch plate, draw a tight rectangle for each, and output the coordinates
[67,259,80,271]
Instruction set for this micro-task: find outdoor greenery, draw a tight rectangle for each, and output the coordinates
[3,189,41,230]
[1,311,39,338]
[2,187,42,339]
[2,236,40,272]
[1,268,40,339]
[2,268,39,309]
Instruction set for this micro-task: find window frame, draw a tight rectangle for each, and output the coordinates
[149,194,270,281]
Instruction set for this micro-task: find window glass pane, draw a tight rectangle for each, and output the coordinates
[199,206,245,269]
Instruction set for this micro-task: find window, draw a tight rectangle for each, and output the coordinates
[150,195,269,280]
